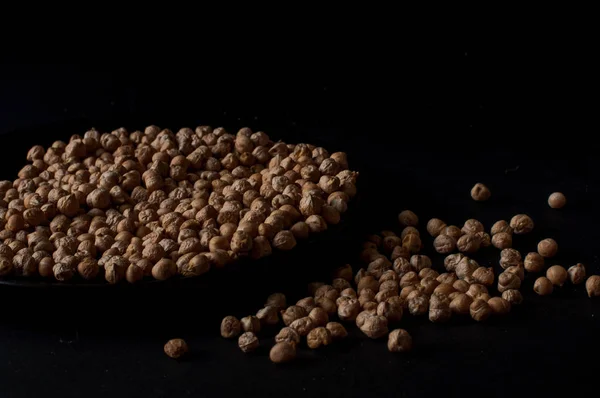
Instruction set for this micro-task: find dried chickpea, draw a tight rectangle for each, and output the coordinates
[442,225,462,241]
[257,306,280,326]
[402,233,421,254]
[164,339,189,359]
[326,322,348,340]
[534,277,553,296]
[238,332,259,353]
[492,232,512,249]
[470,183,491,201]
[498,272,521,293]
[488,297,511,315]
[270,342,296,363]
[359,314,388,339]
[500,248,522,269]
[457,233,481,253]
[306,327,332,349]
[524,252,545,273]
[567,263,586,285]
[502,289,523,305]
[546,265,567,286]
[426,218,446,237]
[433,234,456,254]
[491,220,512,235]
[450,293,472,315]
[398,210,418,227]
[470,299,491,322]
[586,275,600,298]
[537,238,558,258]
[548,192,566,209]
[289,316,315,336]
[510,214,534,234]
[387,329,412,353]
[275,327,301,346]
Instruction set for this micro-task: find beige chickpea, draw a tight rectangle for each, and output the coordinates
[470,299,491,321]
[470,183,491,201]
[502,289,523,305]
[450,293,472,315]
[534,276,553,296]
[492,232,512,249]
[546,265,567,286]
[433,234,456,254]
[567,263,586,284]
[457,233,481,253]
[442,225,462,241]
[524,252,545,273]
[398,210,418,227]
[537,238,558,258]
[426,218,446,237]
[510,214,534,234]
[548,192,566,209]
[488,297,511,315]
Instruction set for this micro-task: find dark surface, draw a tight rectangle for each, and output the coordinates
[1,57,599,398]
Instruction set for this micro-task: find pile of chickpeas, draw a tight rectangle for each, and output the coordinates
[213,187,600,363]
[0,126,358,283]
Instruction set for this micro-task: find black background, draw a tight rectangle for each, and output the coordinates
[0,50,599,398]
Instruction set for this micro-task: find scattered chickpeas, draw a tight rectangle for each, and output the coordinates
[537,238,558,258]
[567,263,586,285]
[548,192,566,209]
[164,338,189,359]
[546,265,567,286]
[387,329,412,353]
[534,277,554,296]
[470,183,491,201]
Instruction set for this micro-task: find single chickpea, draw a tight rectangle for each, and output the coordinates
[537,238,558,258]
[470,183,491,201]
[548,192,566,209]
[534,277,553,296]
